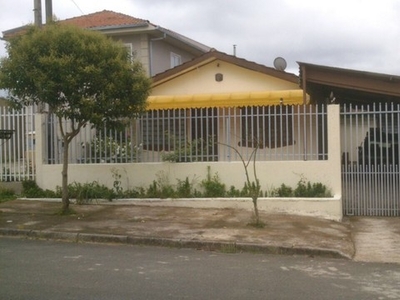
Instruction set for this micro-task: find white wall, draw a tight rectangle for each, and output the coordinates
[35,106,342,220]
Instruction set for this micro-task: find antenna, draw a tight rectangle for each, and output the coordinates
[273,57,287,71]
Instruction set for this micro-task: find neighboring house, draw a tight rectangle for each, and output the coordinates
[298,62,400,105]
[2,10,211,76]
[298,62,400,163]
[299,62,400,217]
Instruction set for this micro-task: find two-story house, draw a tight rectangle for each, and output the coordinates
[2,10,211,77]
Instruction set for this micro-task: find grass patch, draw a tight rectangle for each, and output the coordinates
[0,187,17,203]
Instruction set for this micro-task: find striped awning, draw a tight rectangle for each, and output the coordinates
[146,90,307,110]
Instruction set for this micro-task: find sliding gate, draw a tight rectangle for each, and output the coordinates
[341,103,400,216]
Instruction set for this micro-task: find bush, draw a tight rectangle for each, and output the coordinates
[22,180,57,198]
[176,177,193,198]
[61,181,116,204]
[273,184,293,197]
[200,167,226,197]
[271,179,332,198]
[0,187,16,202]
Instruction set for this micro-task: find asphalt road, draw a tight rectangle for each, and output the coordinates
[1,238,399,300]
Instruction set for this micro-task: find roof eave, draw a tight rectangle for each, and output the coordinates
[153,51,298,86]
[156,26,211,53]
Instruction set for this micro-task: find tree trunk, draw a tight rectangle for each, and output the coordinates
[252,196,260,225]
[61,136,69,213]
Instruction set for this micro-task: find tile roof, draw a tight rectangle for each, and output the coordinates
[60,10,149,29]
[152,50,299,84]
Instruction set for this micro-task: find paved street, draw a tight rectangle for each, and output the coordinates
[1,238,400,300]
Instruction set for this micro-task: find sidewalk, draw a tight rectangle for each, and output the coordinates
[0,199,355,259]
[2,199,400,264]
[2,200,399,263]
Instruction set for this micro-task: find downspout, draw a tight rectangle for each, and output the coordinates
[301,64,307,160]
[149,30,167,77]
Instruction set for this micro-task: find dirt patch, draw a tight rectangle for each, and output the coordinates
[0,199,354,258]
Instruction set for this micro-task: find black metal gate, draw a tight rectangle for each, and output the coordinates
[341,103,400,216]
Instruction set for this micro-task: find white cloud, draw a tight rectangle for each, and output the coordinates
[1,0,400,75]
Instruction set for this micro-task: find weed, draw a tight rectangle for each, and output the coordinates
[111,168,123,197]
[200,166,226,197]
[22,180,57,198]
[0,187,16,202]
[270,176,332,198]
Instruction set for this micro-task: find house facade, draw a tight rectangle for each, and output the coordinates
[2,10,211,77]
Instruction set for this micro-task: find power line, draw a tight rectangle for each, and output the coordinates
[70,0,85,15]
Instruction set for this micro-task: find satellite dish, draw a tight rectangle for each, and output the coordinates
[273,57,287,71]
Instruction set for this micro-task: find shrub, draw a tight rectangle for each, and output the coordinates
[226,185,241,197]
[176,177,193,198]
[62,181,116,204]
[22,180,57,198]
[0,187,16,202]
[273,184,293,197]
[200,167,226,197]
[270,179,332,198]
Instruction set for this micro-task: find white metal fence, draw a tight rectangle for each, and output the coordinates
[341,103,400,216]
[45,104,328,164]
[0,105,36,182]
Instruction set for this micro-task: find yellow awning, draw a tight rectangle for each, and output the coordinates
[146,90,307,110]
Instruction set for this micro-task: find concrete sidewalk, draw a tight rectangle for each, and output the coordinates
[0,199,399,263]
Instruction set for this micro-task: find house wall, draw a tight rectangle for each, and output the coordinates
[34,106,342,220]
[150,40,198,76]
[152,60,299,95]
[110,34,199,77]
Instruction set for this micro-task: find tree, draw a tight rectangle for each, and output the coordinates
[220,140,264,227]
[0,23,151,213]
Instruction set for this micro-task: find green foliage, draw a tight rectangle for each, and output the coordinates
[161,133,215,162]
[22,180,57,198]
[0,23,151,212]
[111,168,123,197]
[0,23,151,126]
[0,187,16,202]
[176,177,194,198]
[273,184,293,197]
[88,135,141,163]
[226,185,242,197]
[200,166,226,197]
[294,180,332,198]
[60,181,116,204]
[271,178,332,198]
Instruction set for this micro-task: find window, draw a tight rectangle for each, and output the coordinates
[140,108,218,161]
[240,105,293,149]
[170,52,182,68]
[141,109,186,151]
[123,43,136,61]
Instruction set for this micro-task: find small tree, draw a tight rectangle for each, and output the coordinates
[0,24,151,213]
[220,140,263,227]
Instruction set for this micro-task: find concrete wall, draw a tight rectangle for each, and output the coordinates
[34,106,342,220]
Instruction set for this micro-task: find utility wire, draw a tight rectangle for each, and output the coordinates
[70,0,85,15]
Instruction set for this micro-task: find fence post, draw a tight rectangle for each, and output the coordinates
[327,104,342,210]
[34,113,46,188]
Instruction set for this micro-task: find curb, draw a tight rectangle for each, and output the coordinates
[0,228,351,260]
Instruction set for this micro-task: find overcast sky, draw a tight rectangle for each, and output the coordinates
[1,0,400,75]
